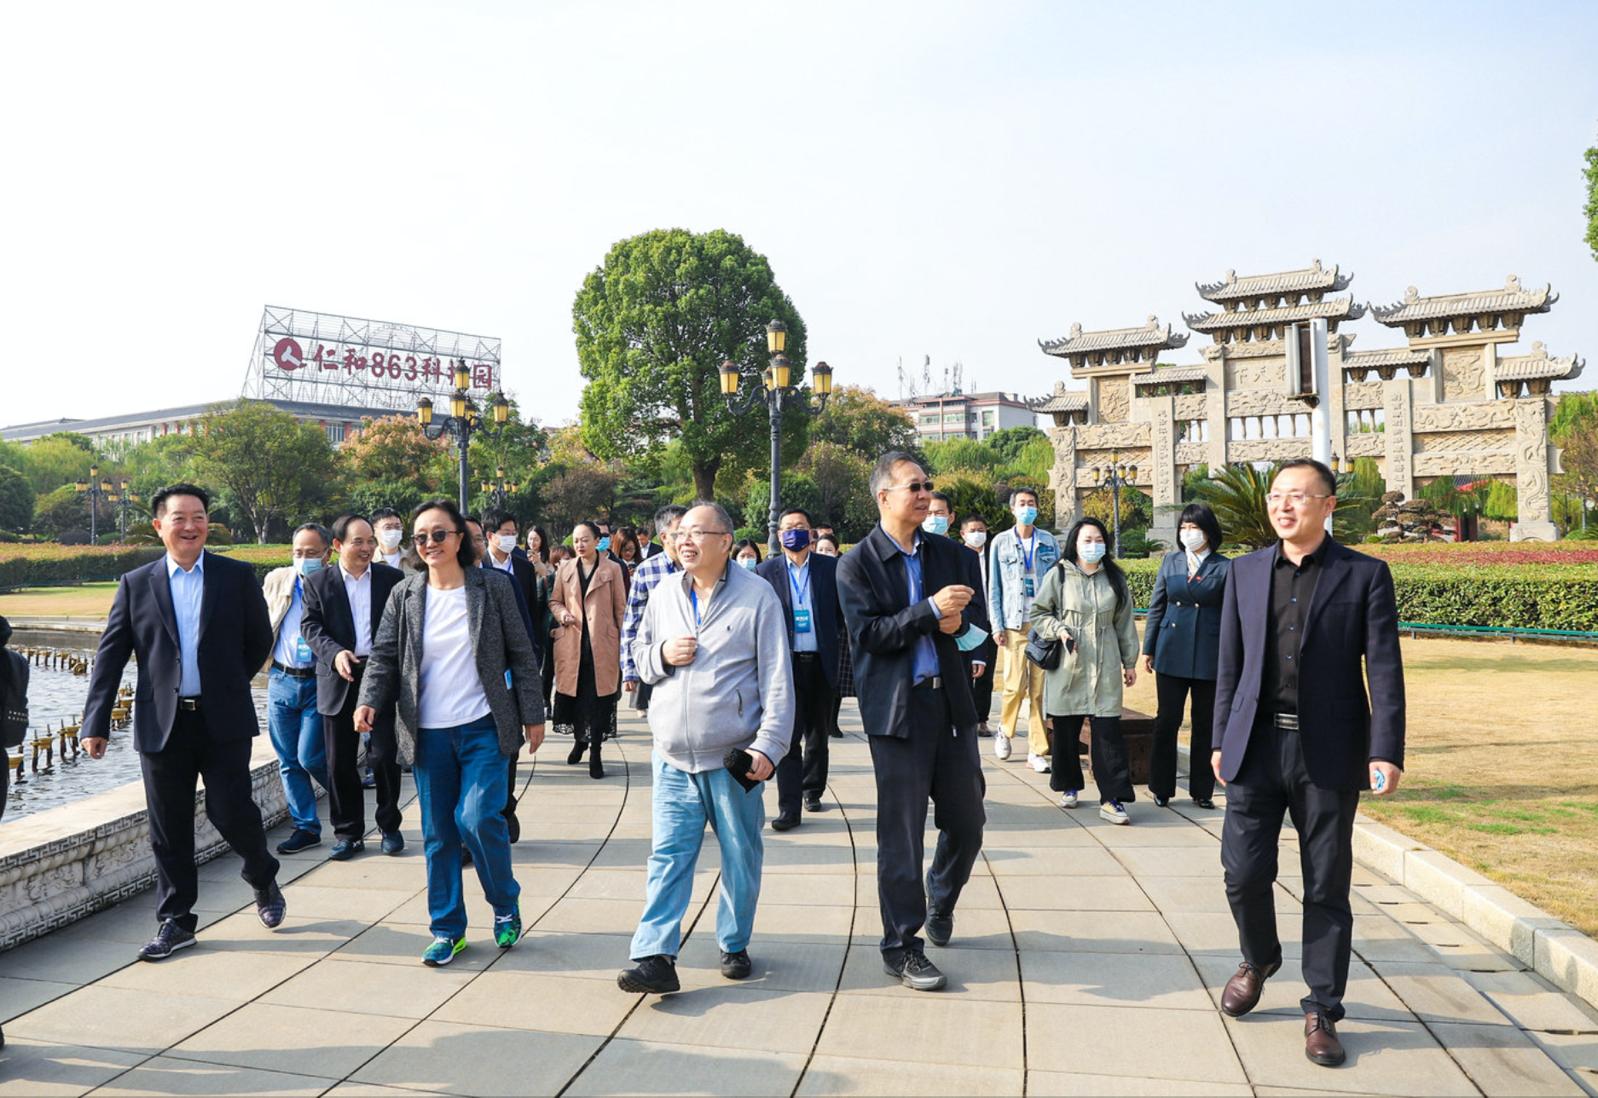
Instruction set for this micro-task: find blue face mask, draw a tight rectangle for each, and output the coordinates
[597,537,611,552]
[1079,542,1107,564]
[737,556,759,571]
[295,557,324,578]
[1015,506,1038,527]
[922,514,950,537]
[779,528,811,551]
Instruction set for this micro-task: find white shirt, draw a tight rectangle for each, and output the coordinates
[1017,532,1038,619]
[272,576,314,669]
[341,564,373,657]
[1184,546,1211,577]
[417,586,491,728]
[380,550,404,569]
[489,549,515,574]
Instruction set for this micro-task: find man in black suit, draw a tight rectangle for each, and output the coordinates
[1212,458,1406,1068]
[81,484,286,961]
[482,510,544,842]
[300,514,406,860]
[957,513,998,734]
[837,452,985,992]
[757,507,844,830]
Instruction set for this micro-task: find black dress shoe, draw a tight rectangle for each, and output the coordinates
[617,954,680,995]
[1153,794,1170,808]
[804,796,824,813]
[461,844,473,866]
[770,814,799,832]
[828,729,844,739]
[926,910,953,948]
[380,830,405,855]
[138,920,196,961]
[275,829,321,855]
[328,838,365,861]
[884,949,946,991]
[1192,797,1215,810]
[720,949,752,980]
[254,881,287,929]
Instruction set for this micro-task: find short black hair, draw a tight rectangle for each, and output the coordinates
[929,491,953,511]
[1177,502,1223,552]
[1008,486,1039,507]
[370,507,402,525]
[151,483,210,518]
[574,520,603,541]
[410,498,477,568]
[291,522,331,549]
[814,533,840,551]
[732,538,763,562]
[779,507,813,526]
[962,514,988,529]
[331,513,372,543]
[1274,458,1337,496]
[484,509,518,534]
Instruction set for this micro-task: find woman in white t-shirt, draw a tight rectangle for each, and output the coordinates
[356,499,546,968]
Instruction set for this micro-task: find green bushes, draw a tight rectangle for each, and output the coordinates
[0,546,164,591]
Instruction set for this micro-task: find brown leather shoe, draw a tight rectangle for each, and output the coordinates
[1219,960,1280,1017]
[1304,1011,1346,1067]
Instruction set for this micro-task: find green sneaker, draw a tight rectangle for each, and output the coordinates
[422,935,467,967]
[494,907,522,949]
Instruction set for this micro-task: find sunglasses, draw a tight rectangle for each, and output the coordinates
[891,480,935,494]
[414,529,459,545]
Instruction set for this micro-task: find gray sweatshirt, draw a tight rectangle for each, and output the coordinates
[632,561,795,773]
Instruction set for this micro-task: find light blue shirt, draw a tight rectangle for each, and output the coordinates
[273,577,313,669]
[883,526,940,685]
[166,552,205,695]
[785,557,818,653]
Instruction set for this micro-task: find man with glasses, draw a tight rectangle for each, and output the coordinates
[1211,458,1405,1068]
[837,453,985,992]
[988,486,1058,771]
[620,504,690,715]
[618,502,794,995]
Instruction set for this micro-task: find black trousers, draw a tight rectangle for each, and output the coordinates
[140,708,279,932]
[325,679,402,841]
[869,683,986,957]
[1222,721,1359,1021]
[1150,673,1217,800]
[1048,714,1133,804]
[776,655,833,818]
[965,635,997,723]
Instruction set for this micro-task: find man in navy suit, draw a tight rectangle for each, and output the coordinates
[757,507,844,830]
[837,453,984,993]
[1211,459,1406,1068]
[300,513,406,860]
[81,484,286,961]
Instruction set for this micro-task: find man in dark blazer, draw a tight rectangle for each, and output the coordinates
[81,484,286,961]
[300,513,406,860]
[837,452,984,993]
[1211,459,1405,1068]
[757,507,844,829]
[482,510,544,842]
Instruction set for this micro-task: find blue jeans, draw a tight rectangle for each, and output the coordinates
[267,668,329,834]
[413,715,520,939]
[630,751,766,960]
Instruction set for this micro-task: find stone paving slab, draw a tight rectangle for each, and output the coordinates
[2,702,1595,1095]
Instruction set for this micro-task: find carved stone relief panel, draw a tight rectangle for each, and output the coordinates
[1440,346,1486,403]
[1074,423,1150,450]
[1173,394,1207,420]
[1152,405,1176,511]
[1342,381,1384,410]
[1225,357,1285,390]
[1383,380,1413,499]
[1095,376,1131,424]
[1225,390,1299,417]
[1077,447,1153,472]
[1048,427,1078,526]
[1411,402,1514,432]
[1228,439,1316,463]
[1174,442,1206,465]
[1345,433,1384,458]
[1514,398,1551,524]
[1412,452,1516,477]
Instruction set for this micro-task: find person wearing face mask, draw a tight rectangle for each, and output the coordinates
[551,521,628,778]
[621,505,690,716]
[261,523,336,853]
[1028,516,1139,822]
[371,508,415,573]
[482,511,545,843]
[959,515,997,735]
[928,493,990,727]
[758,508,845,828]
[810,533,851,737]
[988,488,1059,771]
[1141,503,1230,810]
[732,539,763,570]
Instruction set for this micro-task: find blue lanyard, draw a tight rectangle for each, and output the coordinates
[689,587,702,628]
[1019,534,1035,573]
[788,563,810,607]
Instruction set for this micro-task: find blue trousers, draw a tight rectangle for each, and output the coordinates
[630,751,766,960]
[413,715,520,939]
[267,668,329,834]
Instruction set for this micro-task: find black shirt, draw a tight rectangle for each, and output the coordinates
[1261,538,1329,715]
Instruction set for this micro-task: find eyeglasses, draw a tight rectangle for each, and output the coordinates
[414,529,460,545]
[889,480,935,494]
[676,527,730,543]
[1266,492,1333,506]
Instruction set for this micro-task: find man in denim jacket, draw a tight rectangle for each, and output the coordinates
[987,488,1059,771]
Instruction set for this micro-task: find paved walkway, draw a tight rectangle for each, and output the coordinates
[3,703,1596,1096]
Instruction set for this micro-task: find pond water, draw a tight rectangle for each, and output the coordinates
[4,636,270,822]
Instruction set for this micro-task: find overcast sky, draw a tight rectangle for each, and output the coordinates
[4,0,1596,429]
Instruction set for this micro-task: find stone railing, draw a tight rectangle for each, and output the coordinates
[0,739,288,951]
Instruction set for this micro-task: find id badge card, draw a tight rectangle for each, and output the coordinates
[793,608,813,634]
[294,636,313,663]
[1022,577,1035,598]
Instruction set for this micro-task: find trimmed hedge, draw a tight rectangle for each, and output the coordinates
[0,545,291,593]
[1117,555,1598,633]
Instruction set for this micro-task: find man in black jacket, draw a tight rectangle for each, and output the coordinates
[301,513,406,860]
[483,510,544,841]
[837,452,984,992]
[1212,459,1406,1068]
[81,484,286,961]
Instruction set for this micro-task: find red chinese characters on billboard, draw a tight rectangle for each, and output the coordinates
[270,336,493,389]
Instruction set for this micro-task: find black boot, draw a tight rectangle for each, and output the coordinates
[566,736,586,765]
[589,735,605,780]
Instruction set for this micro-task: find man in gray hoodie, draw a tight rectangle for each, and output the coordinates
[617,501,795,994]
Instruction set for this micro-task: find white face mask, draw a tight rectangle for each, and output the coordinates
[496,534,518,554]
[1180,529,1207,552]
[963,530,988,549]
[377,528,403,550]
[1079,541,1107,564]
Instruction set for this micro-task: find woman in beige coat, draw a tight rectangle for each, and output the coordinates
[1028,516,1139,823]
[550,521,628,778]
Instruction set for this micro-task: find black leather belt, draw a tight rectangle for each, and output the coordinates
[793,652,820,662]
[913,676,943,691]
[1272,712,1299,731]
[178,697,202,711]
[272,662,316,679]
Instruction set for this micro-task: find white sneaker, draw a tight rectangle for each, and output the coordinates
[1059,790,1078,809]
[1099,800,1130,825]
[994,735,1013,761]
[1028,753,1052,774]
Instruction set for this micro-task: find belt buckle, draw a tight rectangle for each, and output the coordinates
[930,675,942,690]
[179,697,200,712]
[1275,712,1299,731]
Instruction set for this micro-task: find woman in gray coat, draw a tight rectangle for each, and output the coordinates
[1028,517,1139,823]
[356,498,546,967]
[1141,502,1229,810]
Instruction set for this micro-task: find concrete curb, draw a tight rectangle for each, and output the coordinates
[1179,743,1598,1012]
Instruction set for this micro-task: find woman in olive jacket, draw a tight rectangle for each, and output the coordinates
[1141,503,1229,809]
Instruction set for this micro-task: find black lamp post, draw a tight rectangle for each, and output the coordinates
[417,359,510,513]
[1090,451,1138,559]
[74,463,113,544]
[481,466,519,513]
[720,321,834,554]
[108,479,139,543]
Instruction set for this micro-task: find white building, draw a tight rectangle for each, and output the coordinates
[894,390,1041,443]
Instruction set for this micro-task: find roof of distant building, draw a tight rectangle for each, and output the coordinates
[1495,343,1585,382]
[1,398,406,442]
[1342,347,1432,370]
[1184,297,1365,332]
[1131,365,1209,386]
[1196,259,1352,303]
[1038,316,1189,356]
[1035,385,1089,413]
[1369,275,1556,325]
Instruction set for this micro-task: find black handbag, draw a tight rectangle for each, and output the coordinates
[1,649,28,750]
[1024,627,1062,671]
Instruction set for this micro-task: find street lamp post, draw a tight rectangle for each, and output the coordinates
[108,479,139,543]
[417,359,510,514]
[719,321,834,554]
[481,466,519,513]
[1090,452,1138,559]
[74,464,113,544]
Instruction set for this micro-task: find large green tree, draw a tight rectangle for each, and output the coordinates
[188,400,339,542]
[573,228,810,500]
[808,385,918,460]
[0,465,34,533]
[16,432,97,495]
[338,415,453,517]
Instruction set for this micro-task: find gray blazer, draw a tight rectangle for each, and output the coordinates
[357,567,546,765]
